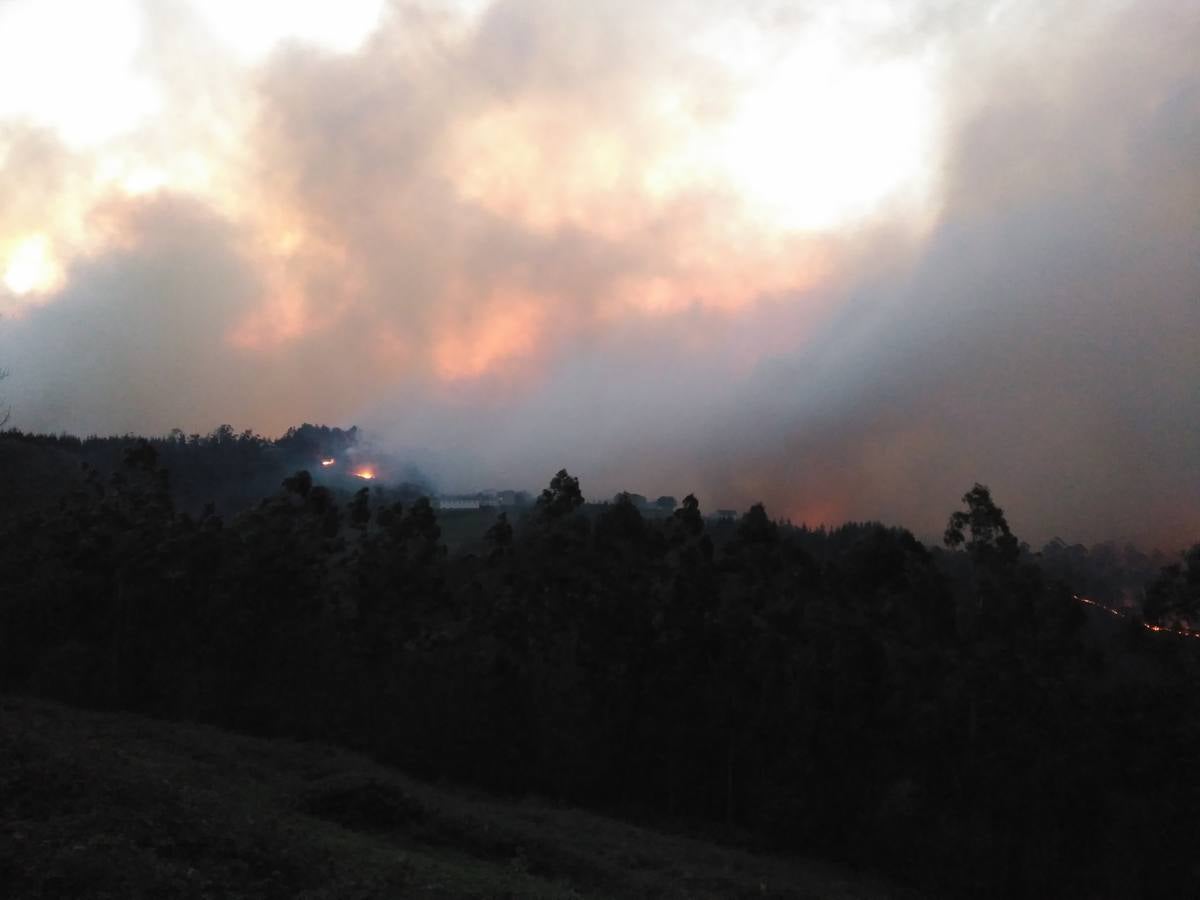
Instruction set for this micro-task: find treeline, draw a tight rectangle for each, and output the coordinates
[1,442,1198,897]
[0,423,428,517]
[1036,537,1175,609]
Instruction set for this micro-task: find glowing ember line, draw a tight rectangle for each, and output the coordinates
[353,468,376,480]
[321,458,336,467]
[1073,595,1200,639]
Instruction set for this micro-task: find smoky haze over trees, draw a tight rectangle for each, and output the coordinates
[0,0,1196,547]
[0,1,1197,895]
[0,423,433,519]
[1,433,1199,896]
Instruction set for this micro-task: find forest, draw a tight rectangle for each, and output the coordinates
[1,425,1198,898]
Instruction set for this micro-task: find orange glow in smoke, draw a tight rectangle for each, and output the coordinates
[433,292,545,381]
[352,468,376,480]
[321,458,335,467]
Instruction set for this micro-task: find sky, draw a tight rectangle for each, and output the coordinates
[0,0,1196,547]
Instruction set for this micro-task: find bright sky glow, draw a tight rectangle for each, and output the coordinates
[715,50,938,231]
[3,234,62,296]
[0,0,946,323]
[0,0,156,147]
[190,0,388,60]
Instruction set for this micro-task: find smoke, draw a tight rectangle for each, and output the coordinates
[0,0,1196,547]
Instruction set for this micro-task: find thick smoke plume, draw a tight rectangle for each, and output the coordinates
[0,0,1196,546]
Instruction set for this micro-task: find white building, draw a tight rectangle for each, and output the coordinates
[436,495,483,510]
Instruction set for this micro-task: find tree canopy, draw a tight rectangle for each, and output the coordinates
[0,437,1196,897]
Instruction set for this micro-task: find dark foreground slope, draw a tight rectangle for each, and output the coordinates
[0,696,892,899]
[4,442,1198,896]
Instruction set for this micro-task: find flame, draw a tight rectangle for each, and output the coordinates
[352,468,376,480]
[321,458,335,467]
[1074,595,1199,639]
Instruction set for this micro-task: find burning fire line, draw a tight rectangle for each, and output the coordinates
[1074,595,1199,639]
[317,456,375,479]
[316,456,375,479]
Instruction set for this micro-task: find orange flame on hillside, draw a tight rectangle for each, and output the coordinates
[321,458,335,467]
[353,468,376,480]
[1075,595,1199,639]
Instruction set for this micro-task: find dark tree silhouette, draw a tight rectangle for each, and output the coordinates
[0,446,1195,899]
[348,487,371,529]
[671,493,703,535]
[283,469,314,498]
[484,511,513,551]
[0,367,9,428]
[613,491,647,507]
[944,483,1019,568]
[1144,543,1200,629]
[536,468,584,518]
[596,492,646,545]
[736,502,777,544]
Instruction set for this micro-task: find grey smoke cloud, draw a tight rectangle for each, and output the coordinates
[0,0,1196,548]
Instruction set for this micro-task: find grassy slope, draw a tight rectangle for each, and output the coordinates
[0,696,894,899]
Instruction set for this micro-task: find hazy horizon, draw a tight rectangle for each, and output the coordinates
[1,0,1197,548]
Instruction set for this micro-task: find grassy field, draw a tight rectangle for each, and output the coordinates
[0,695,895,899]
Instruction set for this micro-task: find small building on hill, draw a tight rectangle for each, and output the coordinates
[437,495,483,510]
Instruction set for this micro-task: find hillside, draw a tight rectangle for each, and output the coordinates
[0,696,893,899]
[4,440,1197,895]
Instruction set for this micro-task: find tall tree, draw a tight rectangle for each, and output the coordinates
[944,483,1019,570]
[537,469,584,519]
[0,367,9,427]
